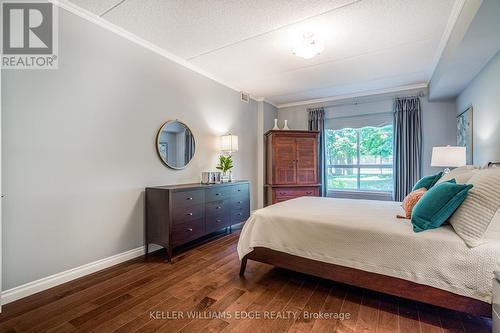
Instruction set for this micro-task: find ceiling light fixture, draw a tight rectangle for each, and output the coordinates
[293,32,324,59]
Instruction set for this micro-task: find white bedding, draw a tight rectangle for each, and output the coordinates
[237,197,500,303]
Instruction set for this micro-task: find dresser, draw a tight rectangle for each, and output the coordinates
[146,181,250,261]
[265,130,320,205]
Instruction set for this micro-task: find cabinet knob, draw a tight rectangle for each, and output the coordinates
[216,193,221,196]
[237,213,242,216]
[216,219,222,223]
[186,228,193,232]
[306,192,312,194]
[237,201,242,204]
[186,197,193,200]
[186,212,193,216]
[216,206,222,209]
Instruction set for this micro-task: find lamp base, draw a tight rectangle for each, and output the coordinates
[444,168,451,174]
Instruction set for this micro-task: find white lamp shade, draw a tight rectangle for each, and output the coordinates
[431,146,466,167]
[221,134,238,153]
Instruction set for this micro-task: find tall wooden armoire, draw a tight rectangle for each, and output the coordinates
[265,130,321,205]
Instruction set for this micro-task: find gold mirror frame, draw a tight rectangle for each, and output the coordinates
[156,120,196,170]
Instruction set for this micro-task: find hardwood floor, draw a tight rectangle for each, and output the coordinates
[0,231,492,332]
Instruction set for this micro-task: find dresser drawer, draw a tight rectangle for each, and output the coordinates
[172,190,204,209]
[273,187,319,203]
[231,209,250,224]
[232,197,250,213]
[172,203,204,224]
[205,200,230,217]
[171,218,205,246]
[206,215,231,233]
[205,187,231,202]
[228,183,249,197]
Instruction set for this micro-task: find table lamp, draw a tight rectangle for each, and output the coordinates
[431,146,466,173]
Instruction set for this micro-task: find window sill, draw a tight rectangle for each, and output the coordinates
[327,190,393,201]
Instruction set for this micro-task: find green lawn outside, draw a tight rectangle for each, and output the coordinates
[327,174,393,192]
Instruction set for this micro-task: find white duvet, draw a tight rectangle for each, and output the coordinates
[237,197,500,303]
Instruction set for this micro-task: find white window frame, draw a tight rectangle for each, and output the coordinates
[326,125,394,200]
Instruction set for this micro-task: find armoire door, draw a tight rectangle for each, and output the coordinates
[295,137,318,184]
[273,136,296,184]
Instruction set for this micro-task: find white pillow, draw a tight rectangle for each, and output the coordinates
[482,208,500,241]
[435,165,480,185]
[449,168,500,247]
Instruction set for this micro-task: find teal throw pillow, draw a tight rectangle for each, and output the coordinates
[411,179,473,232]
[412,172,443,191]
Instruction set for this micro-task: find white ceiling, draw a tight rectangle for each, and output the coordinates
[68,0,459,106]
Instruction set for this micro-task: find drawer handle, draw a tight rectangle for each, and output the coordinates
[215,193,221,196]
[237,201,242,204]
[306,192,312,195]
[186,228,193,232]
[237,189,241,192]
[216,219,222,223]
[216,206,222,209]
[186,197,193,200]
[237,213,242,216]
[186,212,193,216]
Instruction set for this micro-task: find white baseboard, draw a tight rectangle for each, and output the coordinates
[1,246,145,305]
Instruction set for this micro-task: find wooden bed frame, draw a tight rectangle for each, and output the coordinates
[240,162,500,317]
[240,247,492,317]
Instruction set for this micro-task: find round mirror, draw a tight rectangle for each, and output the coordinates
[156,120,195,169]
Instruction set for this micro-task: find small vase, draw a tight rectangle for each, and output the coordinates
[221,171,230,183]
[283,120,290,130]
[272,119,279,130]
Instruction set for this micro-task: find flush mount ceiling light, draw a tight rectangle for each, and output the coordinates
[292,32,324,59]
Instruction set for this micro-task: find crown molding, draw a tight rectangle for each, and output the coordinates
[255,97,278,108]
[264,99,278,108]
[276,83,429,108]
[49,0,244,95]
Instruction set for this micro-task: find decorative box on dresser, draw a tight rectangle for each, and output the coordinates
[146,181,250,261]
[265,130,320,205]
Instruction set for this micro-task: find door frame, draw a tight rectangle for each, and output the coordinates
[0,63,3,311]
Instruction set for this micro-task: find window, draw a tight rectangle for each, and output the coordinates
[326,124,393,193]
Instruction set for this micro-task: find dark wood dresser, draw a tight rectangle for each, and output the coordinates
[146,181,250,261]
[265,130,320,205]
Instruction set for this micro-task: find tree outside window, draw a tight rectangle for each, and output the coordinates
[326,125,393,192]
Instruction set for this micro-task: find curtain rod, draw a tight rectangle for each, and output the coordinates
[317,90,425,109]
[327,111,392,120]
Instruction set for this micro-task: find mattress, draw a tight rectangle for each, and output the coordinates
[237,197,500,303]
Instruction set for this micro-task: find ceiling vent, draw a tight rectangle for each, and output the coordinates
[240,92,250,103]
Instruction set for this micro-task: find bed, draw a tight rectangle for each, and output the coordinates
[237,196,500,317]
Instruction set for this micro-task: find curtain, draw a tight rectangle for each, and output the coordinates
[393,97,422,201]
[307,107,327,197]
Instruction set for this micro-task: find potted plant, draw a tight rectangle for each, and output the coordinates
[216,155,234,182]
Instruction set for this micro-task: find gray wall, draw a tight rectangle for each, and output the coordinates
[278,89,457,176]
[263,102,278,133]
[2,10,258,290]
[256,101,277,208]
[456,51,500,165]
